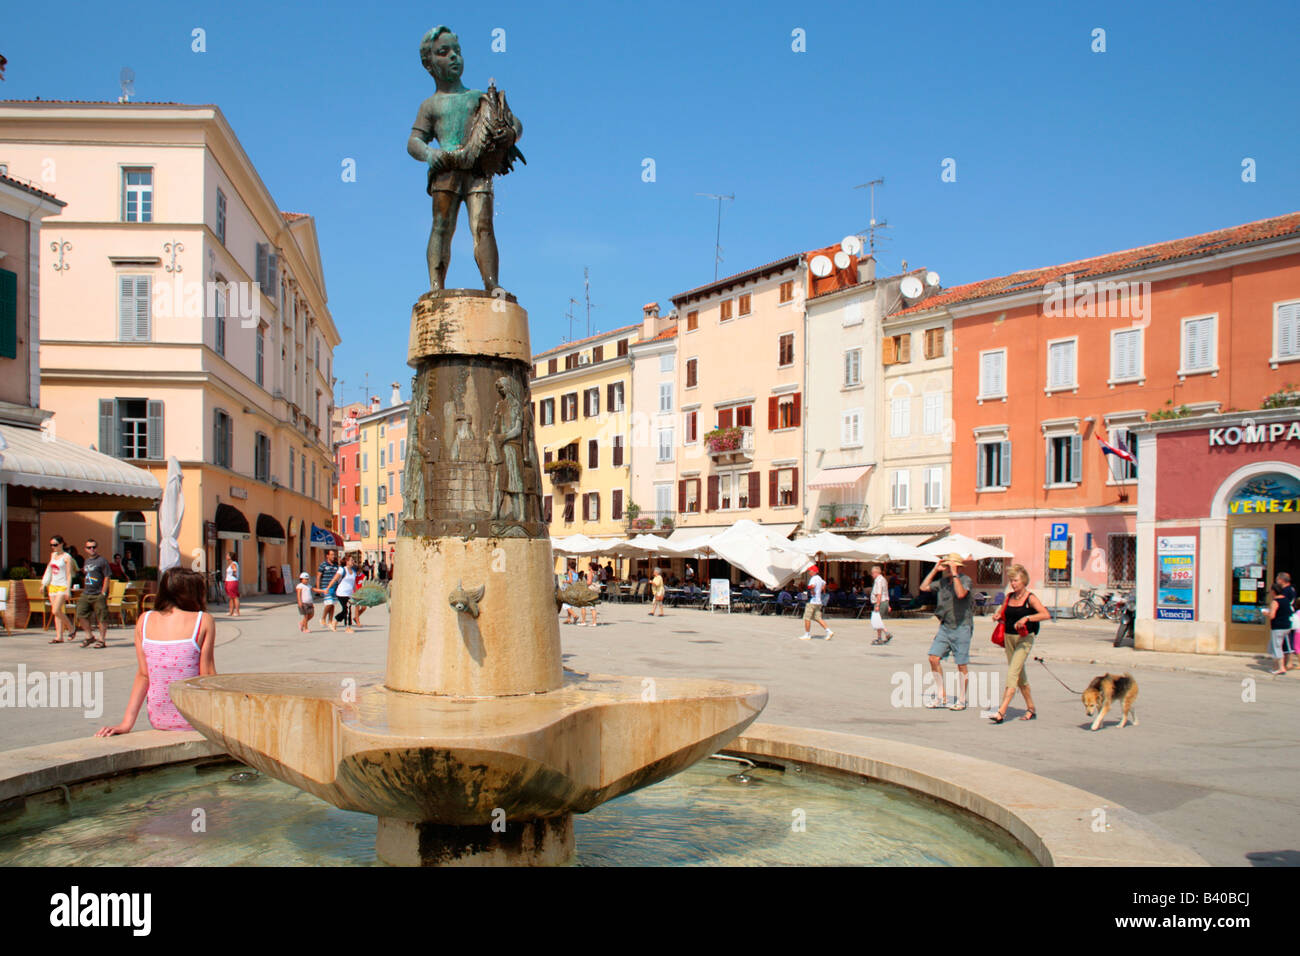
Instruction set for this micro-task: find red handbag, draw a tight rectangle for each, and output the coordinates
[991,619,1006,646]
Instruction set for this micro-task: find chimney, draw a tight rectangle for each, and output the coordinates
[370,395,381,412]
[390,382,402,407]
[858,255,876,283]
[641,302,660,340]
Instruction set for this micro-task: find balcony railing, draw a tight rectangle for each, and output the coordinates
[704,426,754,461]
[817,503,868,530]
[546,461,581,486]
[626,510,677,533]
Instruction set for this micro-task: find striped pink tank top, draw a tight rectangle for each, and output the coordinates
[142,610,204,731]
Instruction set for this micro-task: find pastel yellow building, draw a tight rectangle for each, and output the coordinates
[530,324,637,543]
[355,385,408,567]
[0,101,339,594]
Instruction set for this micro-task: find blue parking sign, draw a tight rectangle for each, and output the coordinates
[1050,522,1068,542]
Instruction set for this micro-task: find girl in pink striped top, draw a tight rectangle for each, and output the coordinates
[96,568,216,736]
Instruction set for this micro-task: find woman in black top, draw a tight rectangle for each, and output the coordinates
[989,564,1051,723]
[1266,584,1293,675]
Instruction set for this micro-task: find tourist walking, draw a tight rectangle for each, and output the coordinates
[333,554,359,633]
[987,564,1050,722]
[869,564,891,645]
[800,564,835,640]
[42,535,77,644]
[581,561,601,627]
[1276,571,1297,666]
[224,553,241,616]
[296,572,315,632]
[1266,582,1293,675]
[920,553,974,709]
[649,566,665,617]
[76,539,113,649]
[95,568,216,736]
[316,548,340,631]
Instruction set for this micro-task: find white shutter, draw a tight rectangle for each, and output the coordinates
[923,393,941,434]
[1114,329,1140,379]
[1182,320,1199,370]
[982,351,1005,396]
[1049,341,1074,388]
[134,276,150,339]
[1194,319,1212,369]
[1279,304,1300,358]
[891,398,910,437]
[118,276,134,340]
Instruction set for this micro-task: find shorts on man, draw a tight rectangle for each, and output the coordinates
[928,623,974,666]
[428,169,493,198]
[75,591,109,624]
[803,603,824,623]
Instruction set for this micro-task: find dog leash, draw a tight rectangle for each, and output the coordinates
[1032,656,1085,695]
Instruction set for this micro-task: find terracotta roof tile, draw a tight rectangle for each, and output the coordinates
[281,211,310,222]
[671,253,801,305]
[895,211,1300,317]
[533,323,641,360]
[0,172,64,206]
[648,325,679,341]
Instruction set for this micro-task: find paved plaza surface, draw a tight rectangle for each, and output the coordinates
[3,596,1297,867]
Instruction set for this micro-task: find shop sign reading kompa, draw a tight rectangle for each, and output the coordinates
[1210,419,1300,514]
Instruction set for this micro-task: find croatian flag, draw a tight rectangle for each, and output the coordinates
[1097,433,1136,464]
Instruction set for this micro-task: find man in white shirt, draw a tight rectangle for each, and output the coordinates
[870,564,892,645]
[800,564,835,641]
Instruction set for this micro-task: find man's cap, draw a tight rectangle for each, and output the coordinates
[809,564,819,575]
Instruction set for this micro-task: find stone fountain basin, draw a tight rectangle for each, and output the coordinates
[171,672,767,826]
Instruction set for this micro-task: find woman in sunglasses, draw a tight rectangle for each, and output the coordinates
[41,535,77,643]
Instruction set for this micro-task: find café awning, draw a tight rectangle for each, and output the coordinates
[256,513,286,545]
[0,423,161,511]
[215,503,250,541]
[807,464,873,489]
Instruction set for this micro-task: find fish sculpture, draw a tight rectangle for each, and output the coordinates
[555,582,601,612]
[448,580,486,618]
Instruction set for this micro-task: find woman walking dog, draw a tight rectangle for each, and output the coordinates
[987,564,1051,723]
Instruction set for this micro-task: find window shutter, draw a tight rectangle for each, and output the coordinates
[899,334,911,363]
[1046,438,1053,485]
[146,400,164,459]
[118,276,135,340]
[790,467,798,507]
[256,243,267,287]
[213,411,221,465]
[768,396,779,429]
[593,345,603,363]
[592,388,600,417]
[1070,433,1082,482]
[582,390,590,417]
[745,471,758,508]
[769,469,778,507]
[612,489,623,520]
[99,399,117,456]
[1183,322,1198,370]
[607,383,615,410]
[705,475,719,511]
[883,336,896,365]
[1001,441,1011,487]
[1196,320,1212,368]
[589,439,598,469]
[268,253,279,298]
[977,444,988,489]
[678,480,687,514]
[613,436,623,467]
[718,408,733,429]
[1280,304,1300,357]
[792,393,801,428]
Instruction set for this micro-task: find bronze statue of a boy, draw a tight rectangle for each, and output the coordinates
[408,26,524,293]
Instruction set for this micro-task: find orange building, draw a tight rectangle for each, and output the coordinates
[913,212,1300,604]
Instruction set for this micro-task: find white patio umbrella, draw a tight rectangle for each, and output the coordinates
[854,534,941,563]
[158,456,185,574]
[918,533,1014,562]
[706,519,812,589]
[550,534,605,555]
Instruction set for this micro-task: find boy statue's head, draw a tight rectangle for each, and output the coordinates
[420,26,463,82]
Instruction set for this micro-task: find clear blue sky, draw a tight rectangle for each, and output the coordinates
[5,0,1298,409]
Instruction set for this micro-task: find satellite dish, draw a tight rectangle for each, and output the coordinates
[810,255,833,278]
[833,251,851,270]
[925,271,941,288]
[899,276,924,300]
[840,235,862,256]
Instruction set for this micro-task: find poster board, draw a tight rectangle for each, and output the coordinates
[1155,536,1196,621]
[281,565,293,595]
[709,578,731,611]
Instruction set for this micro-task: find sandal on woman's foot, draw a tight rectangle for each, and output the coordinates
[987,711,1006,723]
[92,640,107,649]
[923,698,947,709]
[1270,668,1287,675]
[948,700,967,711]
[48,638,67,644]
[1019,709,1036,720]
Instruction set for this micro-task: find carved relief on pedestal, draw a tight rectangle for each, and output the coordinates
[401,356,545,539]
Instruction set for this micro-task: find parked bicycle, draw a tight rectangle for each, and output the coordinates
[1072,587,1121,621]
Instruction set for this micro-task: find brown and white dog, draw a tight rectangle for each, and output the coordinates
[1082,673,1139,730]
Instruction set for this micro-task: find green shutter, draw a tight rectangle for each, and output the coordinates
[147,400,164,459]
[0,268,17,360]
[99,399,117,457]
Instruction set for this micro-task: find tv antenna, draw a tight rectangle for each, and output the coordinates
[696,192,734,280]
[582,266,598,338]
[118,67,135,103]
[853,178,892,257]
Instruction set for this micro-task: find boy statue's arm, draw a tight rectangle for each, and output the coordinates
[407,103,447,173]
